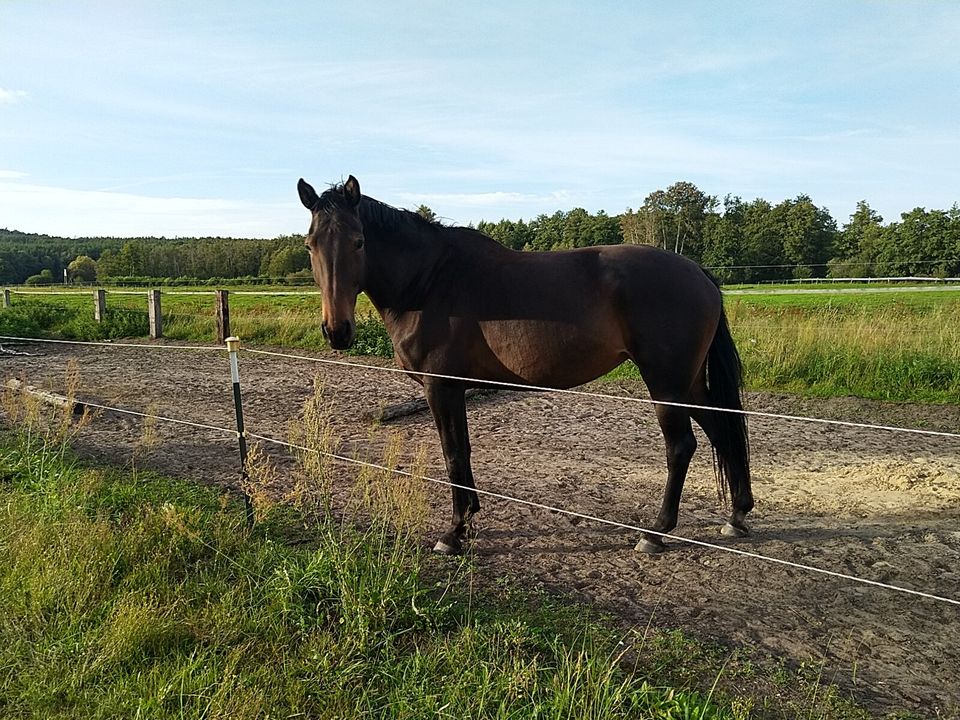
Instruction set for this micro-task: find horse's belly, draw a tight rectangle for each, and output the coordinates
[479,319,625,389]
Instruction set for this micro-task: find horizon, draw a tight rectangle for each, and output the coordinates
[2,2,958,239]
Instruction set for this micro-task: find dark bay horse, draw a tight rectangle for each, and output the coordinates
[298,176,753,555]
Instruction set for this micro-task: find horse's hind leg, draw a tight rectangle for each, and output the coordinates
[424,380,481,555]
[689,383,754,538]
[635,399,697,554]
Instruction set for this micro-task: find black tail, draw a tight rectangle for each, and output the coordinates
[706,306,751,502]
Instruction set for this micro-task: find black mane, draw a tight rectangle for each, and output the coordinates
[319,183,441,234]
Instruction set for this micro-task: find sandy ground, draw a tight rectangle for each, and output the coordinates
[2,341,959,716]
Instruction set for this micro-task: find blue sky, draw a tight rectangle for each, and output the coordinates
[1,1,958,238]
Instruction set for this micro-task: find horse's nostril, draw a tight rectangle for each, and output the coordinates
[324,323,351,349]
[321,322,330,339]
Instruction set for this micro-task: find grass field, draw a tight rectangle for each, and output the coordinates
[0,385,880,719]
[725,290,960,403]
[3,283,959,404]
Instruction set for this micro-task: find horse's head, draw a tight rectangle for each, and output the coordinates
[297,176,366,350]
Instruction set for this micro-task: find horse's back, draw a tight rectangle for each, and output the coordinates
[499,243,721,334]
[596,244,722,318]
[395,240,722,389]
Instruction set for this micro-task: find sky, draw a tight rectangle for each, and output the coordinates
[1,1,958,238]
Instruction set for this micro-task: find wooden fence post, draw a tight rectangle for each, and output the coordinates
[93,288,106,323]
[148,289,163,339]
[216,289,230,344]
[2,289,10,308]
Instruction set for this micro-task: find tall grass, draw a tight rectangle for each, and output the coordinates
[0,297,148,340]
[727,299,960,403]
[599,293,960,404]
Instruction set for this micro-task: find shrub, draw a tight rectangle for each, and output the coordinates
[24,269,55,286]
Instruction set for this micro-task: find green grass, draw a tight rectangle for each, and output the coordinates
[0,436,738,718]
[726,288,960,309]
[0,289,392,357]
[726,294,960,403]
[4,284,960,403]
[725,283,960,294]
[610,290,960,402]
[0,295,148,340]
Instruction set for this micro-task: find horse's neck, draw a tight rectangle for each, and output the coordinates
[362,225,446,313]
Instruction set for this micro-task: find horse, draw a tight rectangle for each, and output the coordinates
[297,175,753,555]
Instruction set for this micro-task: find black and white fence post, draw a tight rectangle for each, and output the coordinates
[226,336,254,528]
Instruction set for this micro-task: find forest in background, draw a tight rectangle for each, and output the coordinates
[2,181,958,285]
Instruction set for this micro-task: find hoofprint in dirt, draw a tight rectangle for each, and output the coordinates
[2,341,959,716]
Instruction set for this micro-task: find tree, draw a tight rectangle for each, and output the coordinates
[701,195,746,283]
[640,181,717,260]
[478,219,534,251]
[619,208,643,244]
[67,255,97,283]
[25,268,54,285]
[829,201,884,277]
[527,212,564,251]
[263,246,310,277]
[776,195,837,278]
[416,205,438,223]
[739,199,782,282]
[837,201,882,260]
[561,208,591,248]
[589,210,622,247]
[885,208,955,277]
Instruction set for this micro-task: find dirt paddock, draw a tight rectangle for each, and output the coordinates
[3,342,959,716]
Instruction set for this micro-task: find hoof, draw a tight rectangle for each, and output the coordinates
[720,522,750,538]
[432,537,462,556]
[635,537,667,555]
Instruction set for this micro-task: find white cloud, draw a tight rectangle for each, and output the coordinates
[0,88,28,104]
[0,170,28,179]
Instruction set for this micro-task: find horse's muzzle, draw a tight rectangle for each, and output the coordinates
[322,320,355,350]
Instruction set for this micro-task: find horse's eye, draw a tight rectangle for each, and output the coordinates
[355,236,365,249]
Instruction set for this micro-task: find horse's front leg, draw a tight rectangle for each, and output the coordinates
[424,380,481,555]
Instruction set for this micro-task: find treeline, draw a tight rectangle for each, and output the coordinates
[4,181,959,285]
[0,230,124,285]
[477,183,960,283]
[95,236,309,281]
[0,230,309,285]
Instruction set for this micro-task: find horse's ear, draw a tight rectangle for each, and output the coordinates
[343,175,361,207]
[298,178,319,210]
